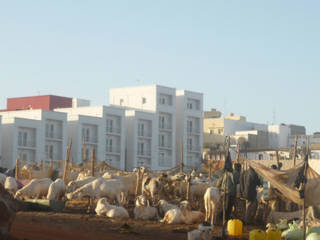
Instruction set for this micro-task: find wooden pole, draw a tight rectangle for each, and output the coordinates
[15,154,20,180]
[293,136,298,167]
[180,142,184,173]
[91,148,95,177]
[276,150,280,169]
[63,139,72,184]
[236,143,240,163]
[222,136,230,239]
[135,168,140,197]
[209,160,212,180]
[303,138,309,240]
[49,159,53,171]
[186,175,191,201]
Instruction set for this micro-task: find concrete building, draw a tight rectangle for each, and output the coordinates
[125,110,157,170]
[56,106,126,170]
[176,90,203,168]
[204,108,221,119]
[233,130,269,150]
[110,85,177,170]
[268,124,291,149]
[0,110,68,168]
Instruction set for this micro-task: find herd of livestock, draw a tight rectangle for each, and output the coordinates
[0,161,314,239]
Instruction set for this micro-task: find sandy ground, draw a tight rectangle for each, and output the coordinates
[8,200,258,240]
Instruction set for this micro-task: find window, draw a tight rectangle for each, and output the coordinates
[142,97,146,104]
[159,152,165,166]
[138,123,144,136]
[159,134,165,147]
[18,132,23,146]
[187,138,192,150]
[106,138,113,152]
[45,145,49,159]
[50,124,54,138]
[187,102,193,110]
[23,132,27,146]
[120,99,124,106]
[160,97,166,105]
[86,128,90,141]
[187,120,193,133]
[49,145,54,159]
[138,142,144,155]
[159,116,165,129]
[45,123,49,137]
[107,119,113,132]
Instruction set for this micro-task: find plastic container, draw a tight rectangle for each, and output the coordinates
[227,219,243,237]
[266,228,281,240]
[249,229,266,240]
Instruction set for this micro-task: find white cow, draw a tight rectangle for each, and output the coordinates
[157,199,178,217]
[47,178,66,201]
[66,176,96,193]
[133,195,158,221]
[15,178,53,200]
[161,200,205,224]
[66,178,123,204]
[204,187,221,225]
[4,177,18,195]
[95,198,129,219]
[0,173,6,186]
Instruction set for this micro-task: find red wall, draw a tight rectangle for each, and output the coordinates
[7,95,72,111]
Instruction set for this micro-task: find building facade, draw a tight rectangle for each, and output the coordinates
[56,106,126,170]
[176,90,203,168]
[110,85,177,170]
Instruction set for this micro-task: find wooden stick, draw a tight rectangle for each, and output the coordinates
[91,148,95,177]
[135,168,140,197]
[293,136,298,167]
[15,154,20,180]
[186,175,191,201]
[276,150,280,169]
[236,143,240,163]
[180,142,184,173]
[63,139,72,184]
[303,138,309,240]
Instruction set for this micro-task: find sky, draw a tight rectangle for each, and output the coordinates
[0,1,319,134]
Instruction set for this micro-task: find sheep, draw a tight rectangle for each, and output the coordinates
[161,200,205,224]
[15,178,53,200]
[66,178,123,205]
[66,176,96,193]
[157,199,178,217]
[0,173,6,186]
[47,178,66,201]
[4,177,18,195]
[95,198,129,219]
[133,195,158,221]
[204,187,221,225]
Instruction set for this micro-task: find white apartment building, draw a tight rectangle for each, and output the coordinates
[176,90,203,168]
[125,110,157,170]
[56,106,126,170]
[110,85,177,170]
[0,110,68,167]
[268,124,291,149]
[63,114,103,165]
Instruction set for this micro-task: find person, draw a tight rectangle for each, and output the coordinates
[233,163,243,219]
[216,164,236,222]
[241,167,262,225]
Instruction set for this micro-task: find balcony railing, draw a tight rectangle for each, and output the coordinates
[138,132,152,138]
[84,137,98,143]
[106,127,121,134]
[137,151,152,157]
[187,128,200,134]
[18,141,36,148]
[159,144,172,149]
[45,132,62,139]
[187,145,201,152]
[106,147,121,154]
[159,125,172,131]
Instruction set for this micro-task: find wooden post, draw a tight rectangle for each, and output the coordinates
[49,159,53,171]
[236,143,240,163]
[180,142,184,173]
[276,150,280,169]
[63,139,72,184]
[303,139,309,240]
[186,175,191,201]
[15,154,20,180]
[135,168,140,197]
[293,136,298,167]
[40,160,43,170]
[91,148,95,177]
[222,136,230,239]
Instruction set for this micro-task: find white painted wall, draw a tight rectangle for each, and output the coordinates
[268,125,290,149]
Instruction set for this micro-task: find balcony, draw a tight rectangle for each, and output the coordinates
[159,125,172,131]
[106,127,121,135]
[18,141,36,148]
[187,128,201,135]
[187,144,201,152]
[159,144,172,150]
[138,132,152,138]
[106,147,121,154]
[45,132,62,140]
[84,137,98,144]
[137,151,152,158]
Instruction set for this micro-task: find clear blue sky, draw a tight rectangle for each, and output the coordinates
[0,1,319,134]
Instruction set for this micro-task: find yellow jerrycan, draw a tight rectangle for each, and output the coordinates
[227,219,243,237]
[266,228,281,240]
[249,229,266,240]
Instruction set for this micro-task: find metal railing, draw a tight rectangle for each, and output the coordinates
[106,127,121,134]
[137,151,152,157]
[45,132,62,139]
[18,141,36,148]
[106,147,121,153]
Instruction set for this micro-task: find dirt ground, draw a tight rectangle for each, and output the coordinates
[8,201,258,240]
